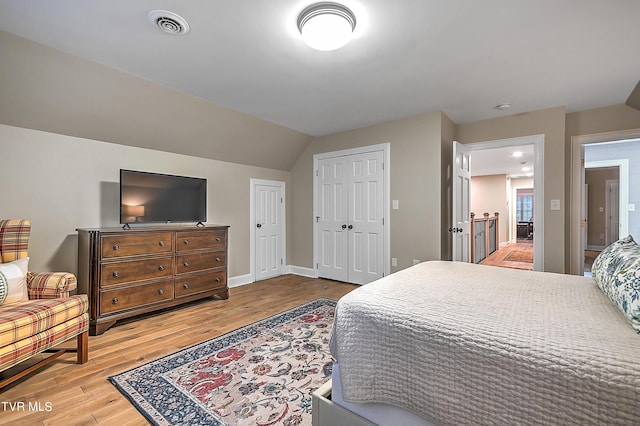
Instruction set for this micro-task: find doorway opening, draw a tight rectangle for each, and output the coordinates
[455,134,544,271]
[570,130,639,275]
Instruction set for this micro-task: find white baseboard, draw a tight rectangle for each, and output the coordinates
[228,266,317,288]
[285,265,317,278]
[228,273,253,288]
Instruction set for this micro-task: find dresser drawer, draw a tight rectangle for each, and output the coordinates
[176,230,226,252]
[100,280,173,315]
[176,252,226,274]
[101,233,173,258]
[175,270,227,298]
[100,256,173,287]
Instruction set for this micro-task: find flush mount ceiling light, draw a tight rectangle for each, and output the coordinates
[494,103,511,111]
[148,10,190,35]
[297,2,356,51]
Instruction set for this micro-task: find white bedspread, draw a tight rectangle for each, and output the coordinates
[329,261,640,425]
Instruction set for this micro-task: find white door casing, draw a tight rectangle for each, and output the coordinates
[452,141,471,262]
[571,130,638,275]
[251,179,285,282]
[458,135,545,271]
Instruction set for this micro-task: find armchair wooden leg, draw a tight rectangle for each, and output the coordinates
[77,330,89,364]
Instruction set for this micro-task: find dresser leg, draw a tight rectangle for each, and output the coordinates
[91,319,117,336]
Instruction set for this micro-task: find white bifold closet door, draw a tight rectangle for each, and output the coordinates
[317,150,384,285]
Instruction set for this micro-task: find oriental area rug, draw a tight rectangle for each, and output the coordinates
[109,298,336,426]
[504,249,533,263]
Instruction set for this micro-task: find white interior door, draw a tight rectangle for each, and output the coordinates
[317,156,349,282]
[255,182,284,281]
[452,141,471,262]
[348,151,384,284]
[317,151,385,284]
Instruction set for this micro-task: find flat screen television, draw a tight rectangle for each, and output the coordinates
[120,169,207,225]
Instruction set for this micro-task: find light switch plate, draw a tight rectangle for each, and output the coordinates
[550,199,561,211]
[392,200,399,210]
[630,204,636,212]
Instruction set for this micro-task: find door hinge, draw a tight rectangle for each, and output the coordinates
[281,197,283,203]
[316,216,320,223]
[382,218,385,225]
[281,259,284,265]
[316,169,319,177]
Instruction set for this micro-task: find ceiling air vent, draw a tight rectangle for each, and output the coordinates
[148,10,190,35]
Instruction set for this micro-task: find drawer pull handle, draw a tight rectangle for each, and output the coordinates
[215,237,221,242]
[216,257,221,262]
[215,277,221,282]
[112,298,119,304]
[183,239,189,245]
[183,283,189,289]
[158,265,165,271]
[158,289,164,295]
[159,240,166,247]
[113,243,119,250]
[112,271,120,278]
[183,261,189,267]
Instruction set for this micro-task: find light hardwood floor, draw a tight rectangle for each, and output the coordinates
[0,275,357,425]
[479,241,534,270]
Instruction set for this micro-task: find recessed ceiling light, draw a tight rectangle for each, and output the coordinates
[494,103,511,111]
[512,151,523,158]
[297,2,357,51]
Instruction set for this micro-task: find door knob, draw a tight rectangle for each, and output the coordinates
[342,224,347,229]
[257,223,262,228]
[348,225,353,230]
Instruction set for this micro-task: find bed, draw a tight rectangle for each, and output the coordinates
[327,254,640,425]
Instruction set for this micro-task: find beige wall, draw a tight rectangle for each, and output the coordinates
[0,30,313,171]
[470,175,509,245]
[289,112,445,272]
[0,124,289,279]
[456,106,567,273]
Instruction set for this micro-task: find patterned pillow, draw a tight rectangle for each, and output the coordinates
[0,257,30,305]
[591,235,640,333]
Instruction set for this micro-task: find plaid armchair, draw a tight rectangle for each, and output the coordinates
[0,219,89,388]
[0,219,77,299]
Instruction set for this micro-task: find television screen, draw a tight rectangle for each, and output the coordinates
[120,169,207,224]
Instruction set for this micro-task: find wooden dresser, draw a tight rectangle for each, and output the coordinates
[77,225,229,335]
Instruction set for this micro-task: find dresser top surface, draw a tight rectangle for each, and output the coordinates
[77,224,229,233]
